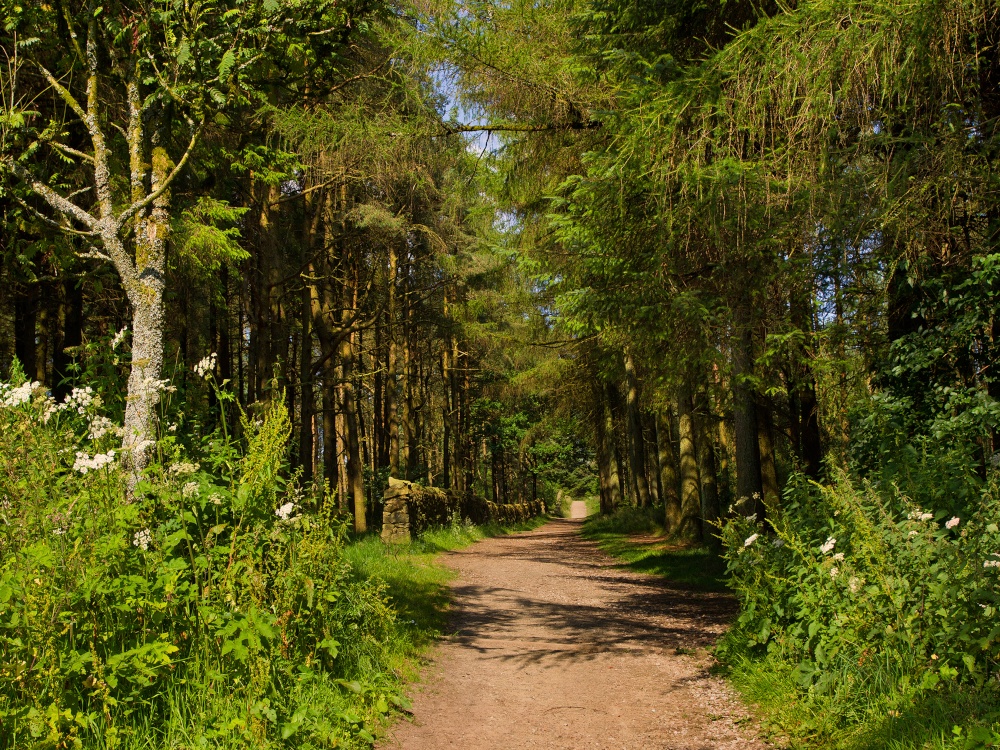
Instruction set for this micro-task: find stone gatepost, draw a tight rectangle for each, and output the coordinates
[380,477,414,544]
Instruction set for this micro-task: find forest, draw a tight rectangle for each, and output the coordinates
[1,0,999,748]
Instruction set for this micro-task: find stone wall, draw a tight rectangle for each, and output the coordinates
[380,477,547,544]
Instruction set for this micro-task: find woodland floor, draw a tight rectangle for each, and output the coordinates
[377,513,770,750]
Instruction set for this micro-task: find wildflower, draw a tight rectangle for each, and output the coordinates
[908,530,918,537]
[111,327,128,350]
[848,576,863,594]
[985,559,1000,569]
[744,533,759,547]
[919,512,934,522]
[88,415,117,441]
[0,381,39,408]
[275,502,298,521]
[73,450,116,474]
[193,353,217,379]
[820,537,837,554]
[209,493,223,506]
[945,517,960,529]
[772,538,785,548]
[745,513,757,523]
[830,566,840,579]
[132,529,152,551]
[169,462,200,477]
[182,481,199,499]
[832,552,845,561]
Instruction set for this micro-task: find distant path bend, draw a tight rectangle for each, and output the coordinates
[379,519,768,750]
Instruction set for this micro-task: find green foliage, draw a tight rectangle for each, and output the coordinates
[719,471,1000,745]
[0,381,404,749]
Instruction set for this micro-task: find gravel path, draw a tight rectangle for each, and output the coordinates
[378,518,768,750]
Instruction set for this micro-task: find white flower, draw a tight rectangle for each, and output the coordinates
[182,481,199,499]
[52,526,67,536]
[984,559,1000,569]
[832,552,845,561]
[919,513,934,522]
[88,415,118,441]
[275,502,298,521]
[830,566,840,579]
[848,576,863,594]
[132,528,152,551]
[193,353,217,379]
[209,493,223,506]
[745,513,757,523]
[111,327,129,350]
[744,533,759,547]
[0,381,39,408]
[169,462,200,477]
[820,537,837,554]
[73,450,116,474]
[772,538,785,548]
[945,516,960,529]
[908,530,919,537]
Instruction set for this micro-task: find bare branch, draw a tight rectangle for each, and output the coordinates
[435,120,602,136]
[13,196,97,237]
[3,156,98,229]
[36,64,88,126]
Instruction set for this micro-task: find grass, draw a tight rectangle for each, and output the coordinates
[722,646,1000,750]
[581,505,728,592]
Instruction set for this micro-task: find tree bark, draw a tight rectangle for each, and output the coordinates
[623,349,651,507]
[732,303,765,521]
[677,381,701,540]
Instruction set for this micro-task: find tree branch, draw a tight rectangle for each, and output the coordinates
[435,119,602,136]
[117,126,203,228]
[2,157,98,229]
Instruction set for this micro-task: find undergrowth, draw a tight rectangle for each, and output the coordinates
[719,468,1000,750]
[0,367,546,750]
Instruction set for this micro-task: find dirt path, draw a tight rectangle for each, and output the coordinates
[379,519,768,750]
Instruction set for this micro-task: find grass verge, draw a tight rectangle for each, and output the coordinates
[581,505,727,592]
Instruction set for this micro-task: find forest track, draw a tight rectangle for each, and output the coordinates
[378,518,768,750]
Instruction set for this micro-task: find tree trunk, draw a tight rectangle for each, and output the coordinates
[656,409,681,524]
[732,304,765,521]
[593,379,622,514]
[695,387,720,542]
[677,381,701,540]
[758,398,781,511]
[623,349,651,507]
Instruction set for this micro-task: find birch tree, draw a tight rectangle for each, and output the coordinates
[0,0,345,484]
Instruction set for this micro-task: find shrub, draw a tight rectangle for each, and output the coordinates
[720,470,1000,732]
[0,378,404,749]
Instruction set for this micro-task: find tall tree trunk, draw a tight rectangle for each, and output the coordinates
[623,349,651,507]
[342,330,366,532]
[732,303,765,521]
[656,409,681,524]
[695,387,720,543]
[677,381,701,540]
[758,398,780,511]
[593,379,622,514]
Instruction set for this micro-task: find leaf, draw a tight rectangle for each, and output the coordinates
[218,50,236,81]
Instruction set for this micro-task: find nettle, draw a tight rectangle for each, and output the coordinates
[0,368,403,749]
[721,471,1000,701]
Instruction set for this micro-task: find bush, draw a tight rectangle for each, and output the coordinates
[720,470,1000,740]
[0,378,405,749]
